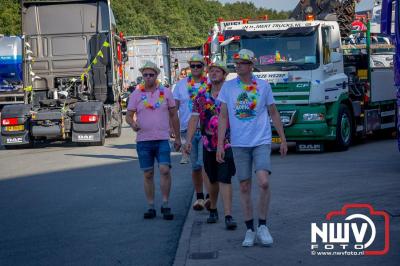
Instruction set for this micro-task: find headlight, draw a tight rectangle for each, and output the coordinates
[303,113,325,121]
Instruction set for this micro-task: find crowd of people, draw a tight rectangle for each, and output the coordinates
[125,49,288,247]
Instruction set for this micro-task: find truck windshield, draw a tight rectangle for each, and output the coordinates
[225,30,319,71]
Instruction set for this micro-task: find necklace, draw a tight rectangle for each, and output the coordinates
[187,74,207,101]
[203,84,221,112]
[237,76,258,110]
[138,82,165,109]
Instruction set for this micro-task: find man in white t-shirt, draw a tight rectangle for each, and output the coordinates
[173,54,209,211]
[217,49,288,247]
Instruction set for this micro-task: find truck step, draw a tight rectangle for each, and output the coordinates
[381,122,396,129]
[0,101,24,105]
[380,110,396,117]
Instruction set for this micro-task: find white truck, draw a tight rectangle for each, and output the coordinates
[124,35,171,87]
[206,17,397,151]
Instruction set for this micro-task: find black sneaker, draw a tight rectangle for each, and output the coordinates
[207,211,219,223]
[144,209,156,219]
[161,207,174,220]
[225,216,237,230]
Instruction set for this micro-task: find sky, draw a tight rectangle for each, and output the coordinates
[218,0,375,12]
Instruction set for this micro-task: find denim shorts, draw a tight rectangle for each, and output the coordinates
[136,140,171,171]
[181,130,203,171]
[232,144,272,181]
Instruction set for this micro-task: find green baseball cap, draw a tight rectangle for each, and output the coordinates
[188,54,205,65]
[233,49,256,63]
[208,60,229,74]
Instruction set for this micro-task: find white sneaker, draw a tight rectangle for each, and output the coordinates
[242,229,256,247]
[257,225,274,246]
[180,154,189,164]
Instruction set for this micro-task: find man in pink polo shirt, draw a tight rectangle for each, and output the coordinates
[126,61,181,220]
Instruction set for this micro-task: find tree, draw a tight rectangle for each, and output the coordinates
[0,0,290,47]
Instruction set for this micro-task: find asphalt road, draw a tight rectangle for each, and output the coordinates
[0,123,194,266]
[174,137,400,266]
[1,123,399,266]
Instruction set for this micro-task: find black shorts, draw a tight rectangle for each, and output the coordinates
[203,147,236,184]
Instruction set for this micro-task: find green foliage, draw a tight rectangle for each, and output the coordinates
[0,0,289,46]
[0,0,20,35]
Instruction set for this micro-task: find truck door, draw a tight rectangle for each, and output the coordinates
[321,26,343,103]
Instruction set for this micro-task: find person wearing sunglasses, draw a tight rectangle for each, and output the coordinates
[217,49,288,247]
[173,54,210,212]
[126,61,181,220]
[185,61,237,230]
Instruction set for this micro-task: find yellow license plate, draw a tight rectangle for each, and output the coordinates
[272,137,281,143]
[5,125,24,132]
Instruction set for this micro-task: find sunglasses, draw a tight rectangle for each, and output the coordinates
[143,73,155,78]
[190,64,204,69]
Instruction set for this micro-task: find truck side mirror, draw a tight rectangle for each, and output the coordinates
[329,28,341,49]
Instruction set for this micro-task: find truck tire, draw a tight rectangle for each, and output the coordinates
[334,104,353,151]
[109,112,122,138]
[93,116,106,146]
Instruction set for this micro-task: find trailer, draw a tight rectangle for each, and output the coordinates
[124,35,171,87]
[0,0,126,148]
[0,36,24,109]
[170,46,201,84]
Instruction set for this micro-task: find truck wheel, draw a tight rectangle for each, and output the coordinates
[109,112,122,138]
[95,117,106,146]
[334,104,353,151]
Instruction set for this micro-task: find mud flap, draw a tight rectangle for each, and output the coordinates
[0,104,32,147]
[72,131,101,143]
[1,131,31,146]
[71,101,104,144]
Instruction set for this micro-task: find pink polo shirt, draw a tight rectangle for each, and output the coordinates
[127,86,176,142]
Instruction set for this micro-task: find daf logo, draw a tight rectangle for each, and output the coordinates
[78,135,94,140]
[6,137,23,144]
[298,144,323,152]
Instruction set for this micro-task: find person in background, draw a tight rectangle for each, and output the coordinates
[173,54,210,211]
[186,61,237,230]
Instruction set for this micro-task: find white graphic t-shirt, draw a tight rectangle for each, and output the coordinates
[173,77,203,131]
[218,77,275,147]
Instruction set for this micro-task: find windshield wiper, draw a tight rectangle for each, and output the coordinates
[281,65,301,71]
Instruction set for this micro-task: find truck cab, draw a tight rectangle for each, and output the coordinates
[215,18,396,151]
[218,20,349,151]
[1,0,125,148]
